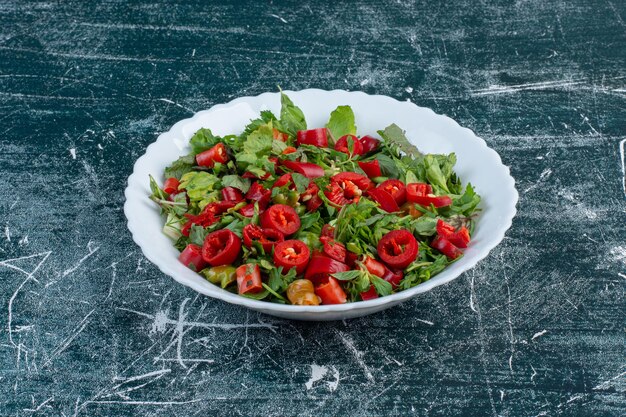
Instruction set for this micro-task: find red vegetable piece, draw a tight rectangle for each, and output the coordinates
[260,204,301,236]
[368,188,401,212]
[272,173,293,189]
[202,229,242,266]
[406,183,433,200]
[239,203,256,217]
[436,219,470,248]
[282,146,297,154]
[236,264,263,295]
[304,256,350,284]
[358,135,380,154]
[282,160,325,179]
[221,186,244,202]
[273,128,288,142]
[360,285,379,301]
[163,177,180,194]
[315,277,347,304]
[301,183,323,212]
[274,240,311,275]
[334,135,363,156]
[378,179,407,205]
[178,244,207,271]
[242,224,285,253]
[321,224,335,239]
[431,236,462,259]
[363,256,386,277]
[377,229,419,269]
[322,239,347,263]
[296,128,328,147]
[246,182,271,209]
[196,143,228,167]
[410,194,452,208]
[325,172,374,207]
[358,160,382,178]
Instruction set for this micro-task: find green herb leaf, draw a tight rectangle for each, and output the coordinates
[375,154,400,178]
[189,128,220,155]
[378,124,422,157]
[326,105,356,140]
[189,224,208,246]
[221,175,251,193]
[179,171,220,201]
[164,154,196,180]
[370,275,393,296]
[280,92,307,137]
[450,183,481,216]
[332,270,364,281]
[291,172,310,194]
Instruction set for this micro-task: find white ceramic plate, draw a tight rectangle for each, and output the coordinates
[124,89,518,321]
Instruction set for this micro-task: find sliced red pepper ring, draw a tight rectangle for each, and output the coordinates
[196,143,229,167]
[334,135,363,156]
[238,203,256,218]
[377,229,419,269]
[304,256,350,284]
[202,229,242,266]
[178,244,207,271]
[436,219,470,248]
[315,277,347,304]
[236,263,263,295]
[296,128,328,147]
[431,236,463,259]
[363,256,403,288]
[358,160,382,178]
[325,172,374,207]
[410,194,452,208]
[242,224,285,253]
[281,160,325,179]
[163,177,180,194]
[274,240,311,275]
[378,179,407,205]
[272,173,293,189]
[360,285,379,301]
[260,204,301,236]
[358,135,380,154]
[406,183,433,200]
[321,224,335,238]
[368,188,401,213]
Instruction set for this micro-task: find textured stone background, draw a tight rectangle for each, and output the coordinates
[0,1,624,416]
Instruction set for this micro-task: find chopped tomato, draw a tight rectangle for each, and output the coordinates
[322,239,347,263]
[334,135,363,156]
[246,182,271,209]
[411,194,452,208]
[282,146,297,154]
[260,204,301,236]
[325,172,374,207]
[242,170,271,180]
[221,186,244,202]
[315,277,347,304]
[163,177,180,194]
[363,256,403,287]
[282,160,325,178]
[242,224,284,253]
[305,255,350,284]
[296,128,328,147]
[301,183,323,212]
[360,285,379,301]
[368,188,400,212]
[377,229,419,269]
[274,240,311,274]
[358,135,380,154]
[236,264,263,294]
[272,173,293,189]
[358,160,382,178]
[179,244,207,271]
[273,128,288,142]
[436,219,470,248]
[181,201,235,236]
[196,143,228,167]
[202,229,242,266]
[431,236,463,259]
[378,179,406,205]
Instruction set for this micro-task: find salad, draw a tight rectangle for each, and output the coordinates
[149,92,480,305]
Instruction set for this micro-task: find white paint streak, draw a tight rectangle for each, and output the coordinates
[620,139,626,197]
[609,246,626,265]
[113,369,171,384]
[4,224,10,241]
[61,242,99,277]
[531,330,548,341]
[23,396,54,413]
[471,79,584,96]
[592,370,626,390]
[157,98,194,113]
[405,86,414,93]
[305,364,328,390]
[524,168,552,193]
[69,148,77,159]
[269,14,288,24]
[336,331,374,382]
[415,319,434,325]
[43,309,95,366]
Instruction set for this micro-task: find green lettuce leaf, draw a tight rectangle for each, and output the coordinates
[378,124,422,158]
[326,105,356,139]
[221,175,251,193]
[179,171,220,201]
[164,154,195,180]
[280,93,306,137]
[189,128,220,155]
